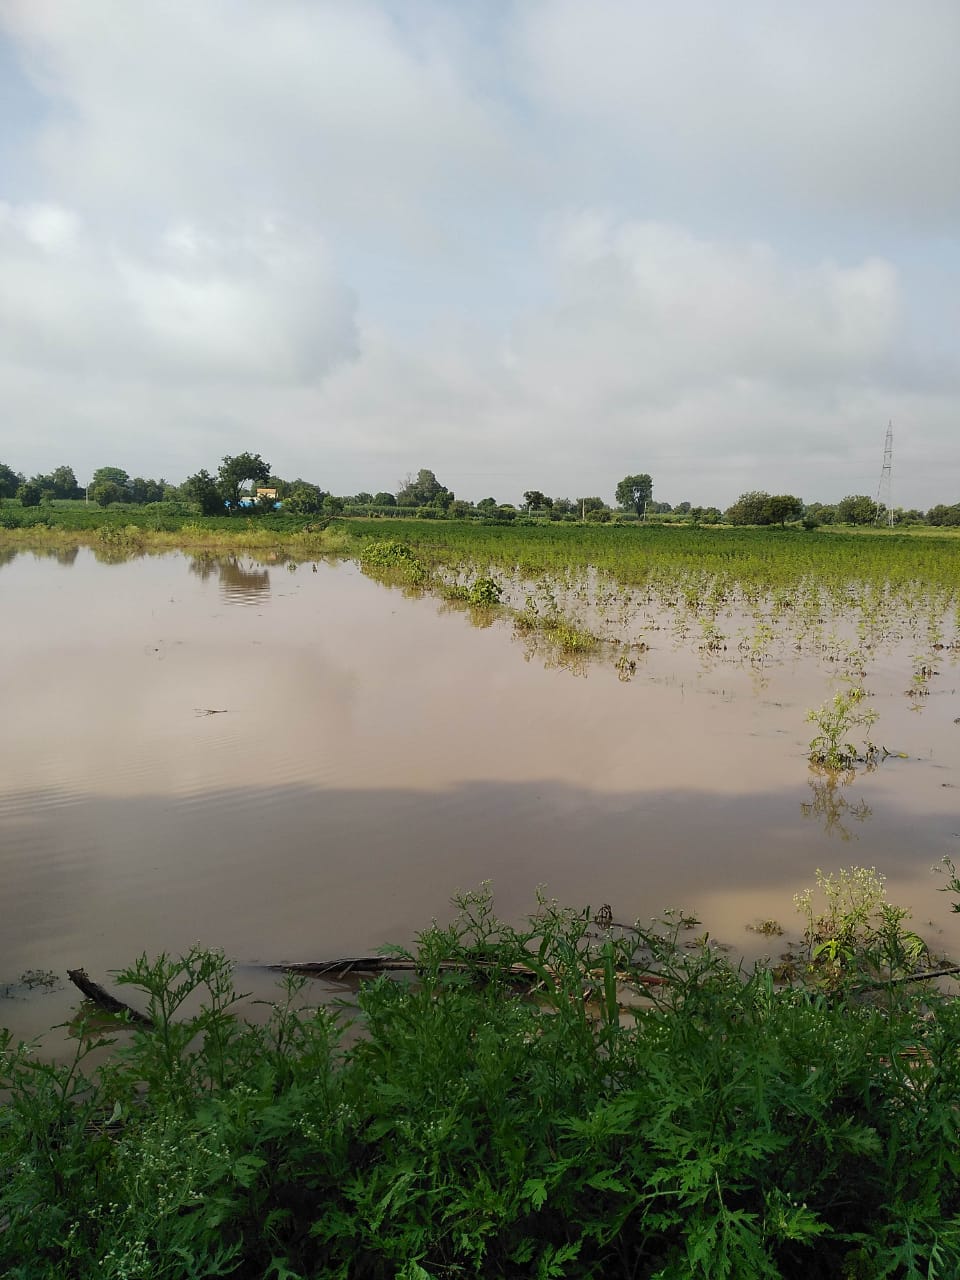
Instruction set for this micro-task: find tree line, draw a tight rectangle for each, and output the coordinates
[2,455,958,527]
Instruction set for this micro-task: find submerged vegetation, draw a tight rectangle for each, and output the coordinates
[4,513,959,754]
[3,875,960,1278]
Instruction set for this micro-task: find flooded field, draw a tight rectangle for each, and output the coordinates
[2,542,959,1044]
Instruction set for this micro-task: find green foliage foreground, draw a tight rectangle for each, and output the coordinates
[3,884,960,1279]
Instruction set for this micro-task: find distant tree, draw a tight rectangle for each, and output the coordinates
[448,499,473,518]
[928,503,960,527]
[836,494,877,525]
[675,501,692,514]
[615,474,653,517]
[725,491,771,525]
[762,494,803,527]
[89,466,131,506]
[576,497,608,517]
[16,480,42,507]
[217,453,271,508]
[352,491,374,505]
[476,497,498,511]
[183,469,223,515]
[322,494,344,516]
[552,497,574,515]
[50,465,80,499]
[0,462,21,499]
[522,490,552,512]
[805,502,837,525]
[285,481,326,515]
[396,469,452,508]
[373,491,396,507]
[129,476,165,504]
[96,480,131,507]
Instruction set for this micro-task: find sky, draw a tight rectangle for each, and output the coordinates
[0,0,958,510]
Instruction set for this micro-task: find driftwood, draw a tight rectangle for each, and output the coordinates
[273,956,541,981]
[66,968,154,1027]
[858,964,960,990]
[271,956,668,988]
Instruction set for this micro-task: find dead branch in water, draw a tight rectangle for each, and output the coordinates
[270,956,668,987]
[66,968,154,1027]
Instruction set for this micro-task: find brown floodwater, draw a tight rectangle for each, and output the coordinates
[2,546,959,1046]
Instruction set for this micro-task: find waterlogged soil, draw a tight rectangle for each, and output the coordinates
[2,546,959,1046]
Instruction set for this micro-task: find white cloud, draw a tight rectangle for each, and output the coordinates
[0,2,958,507]
[515,0,960,227]
[1,0,516,239]
[0,203,357,381]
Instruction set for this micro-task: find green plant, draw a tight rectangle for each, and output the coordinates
[793,866,929,988]
[6,880,960,1277]
[467,575,502,607]
[805,685,879,769]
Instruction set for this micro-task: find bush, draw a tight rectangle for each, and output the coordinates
[3,884,960,1277]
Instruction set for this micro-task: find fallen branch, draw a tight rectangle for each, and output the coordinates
[272,956,540,981]
[856,964,960,990]
[67,968,154,1027]
[270,956,667,988]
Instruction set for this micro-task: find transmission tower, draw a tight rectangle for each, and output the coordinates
[874,421,894,526]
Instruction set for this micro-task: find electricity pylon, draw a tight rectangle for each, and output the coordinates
[874,421,894,527]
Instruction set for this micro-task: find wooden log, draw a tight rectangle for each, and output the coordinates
[270,956,667,987]
[66,968,154,1027]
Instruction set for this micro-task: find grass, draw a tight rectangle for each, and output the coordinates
[2,875,960,1278]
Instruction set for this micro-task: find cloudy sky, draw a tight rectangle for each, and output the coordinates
[1,1,957,508]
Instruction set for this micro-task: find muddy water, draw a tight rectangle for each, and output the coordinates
[2,547,959,1044]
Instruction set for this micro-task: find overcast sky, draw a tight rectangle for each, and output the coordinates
[1,1,958,508]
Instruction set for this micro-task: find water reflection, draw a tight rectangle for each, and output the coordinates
[0,544,80,570]
[189,554,271,602]
[801,771,872,840]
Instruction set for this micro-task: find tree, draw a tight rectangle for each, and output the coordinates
[89,467,131,506]
[576,497,608,517]
[217,453,271,508]
[373,492,396,507]
[130,477,165,504]
[93,480,127,507]
[183,469,223,516]
[396,469,452,508]
[615,474,653,517]
[928,503,960,527]
[285,482,326,515]
[762,494,803,527]
[836,495,877,525]
[0,463,23,499]
[725,491,771,525]
[16,480,42,507]
[50,465,80,499]
[476,497,498,511]
[522,490,552,512]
